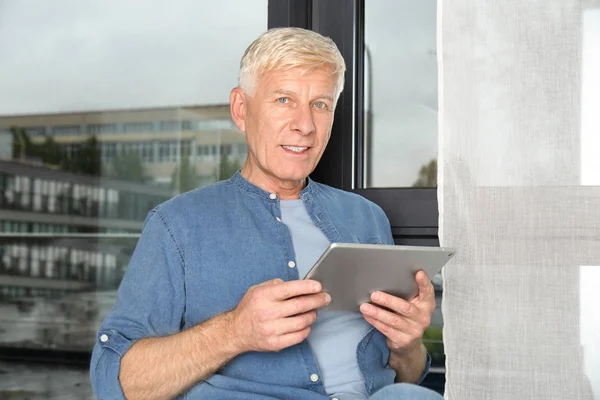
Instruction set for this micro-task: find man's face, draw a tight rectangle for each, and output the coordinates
[232,66,337,186]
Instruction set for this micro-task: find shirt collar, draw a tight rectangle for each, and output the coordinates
[229,171,318,201]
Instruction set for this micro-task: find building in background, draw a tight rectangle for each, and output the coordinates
[0,104,248,351]
[0,104,248,189]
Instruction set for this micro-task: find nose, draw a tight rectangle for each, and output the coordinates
[289,104,316,135]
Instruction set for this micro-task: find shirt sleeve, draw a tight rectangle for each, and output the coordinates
[90,209,186,399]
[416,352,432,385]
[370,201,434,386]
[369,202,395,245]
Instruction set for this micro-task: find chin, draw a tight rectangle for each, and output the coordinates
[274,166,312,182]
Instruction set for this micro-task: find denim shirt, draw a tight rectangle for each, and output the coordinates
[90,172,431,399]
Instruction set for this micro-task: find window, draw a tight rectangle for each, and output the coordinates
[195,119,235,130]
[51,125,81,135]
[88,123,118,134]
[123,122,154,133]
[23,126,47,137]
[159,120,181,132]
[306,1,443,392]
[364,0,437,188]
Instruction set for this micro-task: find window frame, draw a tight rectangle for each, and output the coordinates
[269,0,443,392]
[269,0,440,243]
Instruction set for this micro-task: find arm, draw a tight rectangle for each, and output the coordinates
[90,210,191,400]
[90,209,329,400]
[118,311,240,400]
[119,279,330,400]
[388,342,429,383]
[364,202,432,383]
[360,272,435,384]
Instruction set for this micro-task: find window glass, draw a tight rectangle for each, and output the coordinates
[0,0,267,368]
[364,0,438,188]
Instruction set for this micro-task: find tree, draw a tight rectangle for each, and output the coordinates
[218,156,241,181]
[70,136,102,176]
[39,136,66,167]
[413,159,437,187]
[171,156,198,193]
[109,151,146,182]
[9,126,107,178]
[10,126,37,160]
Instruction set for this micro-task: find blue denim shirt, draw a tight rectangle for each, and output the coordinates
[90,172,431,399]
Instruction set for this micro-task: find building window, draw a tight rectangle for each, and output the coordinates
[88,123,118,134]
[123,122,154,133]
[159,141,170,162]
[52,125,81,135]
[181,141,191,157]
[141,142,154,162]
[23,126,47,137]
[220,144,232,157]
[160,120,181,132]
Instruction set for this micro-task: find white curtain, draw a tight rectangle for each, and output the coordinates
[438,0,600,398]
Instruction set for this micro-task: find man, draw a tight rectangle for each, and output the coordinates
[90,27,443,400]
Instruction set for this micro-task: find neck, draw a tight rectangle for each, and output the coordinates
[240,162,306,200]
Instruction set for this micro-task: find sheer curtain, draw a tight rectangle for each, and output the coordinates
[438,0,600,398]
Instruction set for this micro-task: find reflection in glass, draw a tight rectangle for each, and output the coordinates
[0,0,267,394]
[364,0,438,188]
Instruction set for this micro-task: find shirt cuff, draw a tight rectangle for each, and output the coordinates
[90,330,136,400]
[416,351,433,385]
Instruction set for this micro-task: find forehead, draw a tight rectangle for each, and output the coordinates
[260,66,337,93]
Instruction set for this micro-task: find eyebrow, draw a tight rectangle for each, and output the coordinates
[273,89,334,102]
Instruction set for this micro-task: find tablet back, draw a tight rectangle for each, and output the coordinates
[304,243,455,312]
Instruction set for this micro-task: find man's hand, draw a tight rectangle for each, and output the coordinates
[359,270,435,355]
[230,278,330,353]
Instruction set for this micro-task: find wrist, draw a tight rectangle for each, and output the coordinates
[220,310,249,356]
[189,311,247,362]
[390,340,424,359]
[389,342,427,381]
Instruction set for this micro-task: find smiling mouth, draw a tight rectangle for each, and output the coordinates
[281,145,310,153]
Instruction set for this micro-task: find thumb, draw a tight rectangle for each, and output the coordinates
[260,278,284,286]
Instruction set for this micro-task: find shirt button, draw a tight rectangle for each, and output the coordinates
[310,373,319,382]
[100,334,109,343]
[288,261,296,269]
[275,217,282,222]
[269,193,277,200]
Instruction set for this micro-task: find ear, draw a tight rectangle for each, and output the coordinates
[230,87,247,132]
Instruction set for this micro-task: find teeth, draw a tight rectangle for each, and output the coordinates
[282,146,308,153]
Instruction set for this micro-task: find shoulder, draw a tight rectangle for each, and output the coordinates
[148,179,236,224]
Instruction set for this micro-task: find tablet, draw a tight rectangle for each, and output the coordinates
[303,243,456,312]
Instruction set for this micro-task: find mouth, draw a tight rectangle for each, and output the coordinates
[281,145,310,154]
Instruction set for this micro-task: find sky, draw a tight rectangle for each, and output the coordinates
[1,1,593,188]
[0,0,439,188]
[0,0,268,113]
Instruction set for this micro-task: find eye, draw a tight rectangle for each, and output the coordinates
[277,97,289,104]
[313,101,328,109]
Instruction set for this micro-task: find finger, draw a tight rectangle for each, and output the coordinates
[360,303,411,332]
[272,311,318,335]
[415,270,434,300]
[276,292,331,317]
[268,279,323,301]
[363,315,413,346]
[273,326,312,350]
[370,291,414,316]
[258,278,284,286]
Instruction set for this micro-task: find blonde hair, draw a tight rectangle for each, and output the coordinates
[238,27,346,101]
